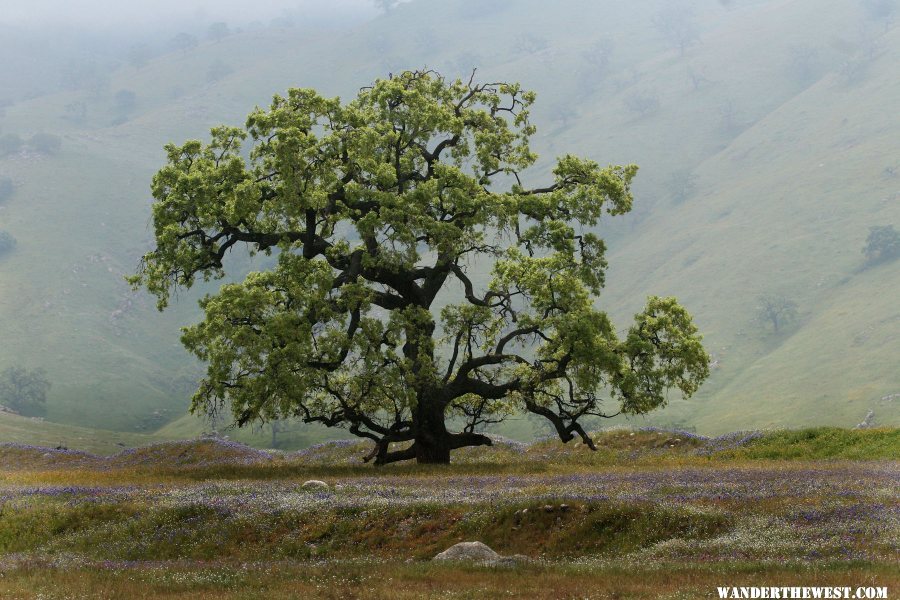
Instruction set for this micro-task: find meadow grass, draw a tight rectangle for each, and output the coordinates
[0,428,895,597]
[1,560,897,599]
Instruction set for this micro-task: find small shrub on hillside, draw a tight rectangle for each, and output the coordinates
[862,224,899,265]
[0,230,16,254]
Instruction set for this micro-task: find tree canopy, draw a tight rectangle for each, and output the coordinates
[863,224,899,265]
[131,70,709,464]
[0,366,50,418]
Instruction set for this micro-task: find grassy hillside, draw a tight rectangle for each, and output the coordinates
[0,411,169,454]
[0,0,897,443]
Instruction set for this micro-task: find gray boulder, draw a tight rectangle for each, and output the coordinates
[434,541,500,562]
[433,541,529,566]
[301,480,329,490]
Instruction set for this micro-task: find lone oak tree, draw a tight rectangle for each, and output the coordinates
[131,70,709,465]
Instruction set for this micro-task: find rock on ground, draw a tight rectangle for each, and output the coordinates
[434,541,500,562]
[433,541,530,566]
[301,480,329,490]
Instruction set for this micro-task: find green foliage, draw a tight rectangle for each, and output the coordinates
[723,427,900,460]
[862,224,900,264]
[132,70,709,463]
[0,366,51,417]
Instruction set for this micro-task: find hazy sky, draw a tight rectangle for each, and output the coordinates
[0,0,378,28]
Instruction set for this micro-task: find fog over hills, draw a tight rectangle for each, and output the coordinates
[0,0,897,448]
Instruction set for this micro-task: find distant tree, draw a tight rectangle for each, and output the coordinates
[668,169,698,204]
[127,44,153,70]
[0,367,50,417]
[0,231,15,254]
[206,60,234,83]
[264,418,300,448]
[0,177,13,203]
[208,22,231,43]
[28,133,62,155]
[624,90,660,118]
[0,133,23,157]
[653,7,700,57]
[862,225,900,264]
[170,33,198,55]
[130,70,709,465]
[755,295,798,333]
[114,89,137,114]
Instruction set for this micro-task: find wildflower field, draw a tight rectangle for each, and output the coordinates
[0,428,897,599]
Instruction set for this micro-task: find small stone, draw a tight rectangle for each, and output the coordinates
[543,504,554,513]
[301,480,329,490]
[559,504,570,512]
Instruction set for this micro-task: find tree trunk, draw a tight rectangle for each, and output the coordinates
[413,435,452,464]
[413,395,452,464]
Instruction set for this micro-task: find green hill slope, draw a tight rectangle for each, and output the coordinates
[0,0,897,443]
